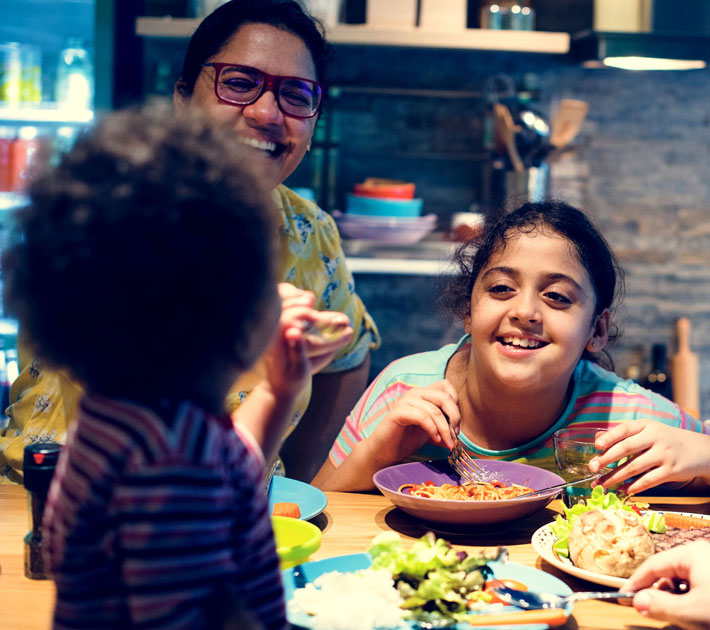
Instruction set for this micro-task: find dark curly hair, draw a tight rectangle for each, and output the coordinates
[3,101,278,406]
[175,0,334,99]
[441,200,625,368]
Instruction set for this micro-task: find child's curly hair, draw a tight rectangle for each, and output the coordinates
[3,101,278,404]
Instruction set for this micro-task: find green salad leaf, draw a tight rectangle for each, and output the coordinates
[549,486,667,559]
[368,531,504,623]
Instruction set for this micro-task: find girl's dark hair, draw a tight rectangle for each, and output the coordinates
[176,0,333,98]
[441,200,625,367]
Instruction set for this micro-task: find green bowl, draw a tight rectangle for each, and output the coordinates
[272,515,322,569]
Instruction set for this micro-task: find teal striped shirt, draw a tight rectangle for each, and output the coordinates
[330,335,707,472]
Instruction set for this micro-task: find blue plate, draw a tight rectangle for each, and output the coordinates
[283,553,573,629]
[268,476,328,521]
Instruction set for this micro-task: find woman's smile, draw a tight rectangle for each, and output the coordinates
[180,23,318,190]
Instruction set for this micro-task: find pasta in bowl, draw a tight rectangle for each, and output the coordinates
[373,460,564,525]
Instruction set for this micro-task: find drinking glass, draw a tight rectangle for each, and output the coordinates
[553,426,607,508]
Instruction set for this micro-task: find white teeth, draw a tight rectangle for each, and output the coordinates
[501,336,542,349]
[239,136,277,153]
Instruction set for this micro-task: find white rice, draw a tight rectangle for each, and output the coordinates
[288,568,408,630]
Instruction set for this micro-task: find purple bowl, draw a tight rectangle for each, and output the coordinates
[333,212,436,244]
[373,460,564,525]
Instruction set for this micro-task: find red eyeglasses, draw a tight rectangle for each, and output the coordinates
[202,63,324,119]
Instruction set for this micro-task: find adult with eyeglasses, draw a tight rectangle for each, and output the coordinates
[0,0,379,486]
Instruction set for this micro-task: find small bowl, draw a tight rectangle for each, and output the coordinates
[333,211,437,244]
[272,515,322,569]
[353,179,416,199]
[346,193,423,218]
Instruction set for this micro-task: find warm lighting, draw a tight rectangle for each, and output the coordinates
[602,56,706,70]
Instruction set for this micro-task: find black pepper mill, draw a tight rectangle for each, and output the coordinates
[23,442,62,579]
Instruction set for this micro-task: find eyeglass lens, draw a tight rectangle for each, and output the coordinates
[216,66,320,117]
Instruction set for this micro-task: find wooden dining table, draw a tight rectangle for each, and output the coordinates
[1,483,708,630]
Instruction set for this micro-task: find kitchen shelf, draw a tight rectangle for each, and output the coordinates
[0,192,28,211]
[0,106,94,125]
[342,235,459,276]
[135,17,569,53]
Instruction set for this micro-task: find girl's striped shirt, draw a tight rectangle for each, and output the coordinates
[329,335,708,472]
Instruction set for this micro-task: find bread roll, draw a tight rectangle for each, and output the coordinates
[568,509,655,578]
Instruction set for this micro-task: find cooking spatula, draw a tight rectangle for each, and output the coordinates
[549,99,589,149]
[493,103,525,173]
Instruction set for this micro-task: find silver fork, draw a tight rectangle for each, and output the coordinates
[447,425,486,484]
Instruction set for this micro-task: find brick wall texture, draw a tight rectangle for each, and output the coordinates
[319,47,710,417]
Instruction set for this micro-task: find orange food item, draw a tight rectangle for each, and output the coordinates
[483,579,528,605]
[272,502,301,518]
[398,479,533,501]
[662,513,710,530]
[468,608,567,626]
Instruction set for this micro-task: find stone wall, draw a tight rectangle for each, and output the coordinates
[293,47,710,417]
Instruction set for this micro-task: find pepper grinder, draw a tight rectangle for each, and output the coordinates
[23,442,62,579]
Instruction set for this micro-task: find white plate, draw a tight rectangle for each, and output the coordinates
[531,511,710,588]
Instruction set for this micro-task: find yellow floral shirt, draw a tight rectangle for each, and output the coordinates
[0,185,380,483]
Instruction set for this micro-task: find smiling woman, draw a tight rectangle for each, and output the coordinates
[172,0,381,482]
[0,0,380,486]
[312,200,710,493]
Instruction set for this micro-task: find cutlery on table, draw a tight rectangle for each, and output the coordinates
[489,580,635,609]
[512,472,604,499]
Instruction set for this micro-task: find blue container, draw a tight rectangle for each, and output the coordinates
[346,194,423,218]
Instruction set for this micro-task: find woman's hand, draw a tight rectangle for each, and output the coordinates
[623,541,710,630]
[362,380,461,470]
[276,283,353,376]
[588,420,710,494]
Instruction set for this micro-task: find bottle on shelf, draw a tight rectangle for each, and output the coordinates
[8,126,40,192]
[0,43,23,107]
[56,37,93,111]
[641,343,672,399]
[0,126,14,192]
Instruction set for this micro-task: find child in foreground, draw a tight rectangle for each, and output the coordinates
[313,201,710,492]
[1,103,329,630]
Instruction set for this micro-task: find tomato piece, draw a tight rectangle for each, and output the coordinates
[630,504,642,516]
[484,579,529,605]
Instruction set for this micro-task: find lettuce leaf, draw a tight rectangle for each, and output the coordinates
[368,531,502,623]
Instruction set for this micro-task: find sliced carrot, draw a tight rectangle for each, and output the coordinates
[468,608,567,626]
[662,513,710,530]
[272,502,301,518]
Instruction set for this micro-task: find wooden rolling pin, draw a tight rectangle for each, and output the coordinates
[671,317,700,418]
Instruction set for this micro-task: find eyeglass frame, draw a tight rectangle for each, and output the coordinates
[201,62,324,119]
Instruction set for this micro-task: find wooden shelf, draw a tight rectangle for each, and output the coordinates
[135,17,569,53]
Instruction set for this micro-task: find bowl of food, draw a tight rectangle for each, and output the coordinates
[373,459,564,525]
[272,515,322,569]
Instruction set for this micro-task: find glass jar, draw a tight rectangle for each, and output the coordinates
[23,442,62,579]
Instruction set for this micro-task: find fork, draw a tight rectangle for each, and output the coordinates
[447,425,487,484]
